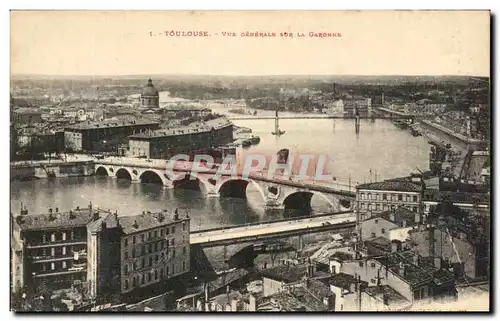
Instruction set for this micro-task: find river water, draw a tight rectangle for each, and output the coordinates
[10,106,431,230]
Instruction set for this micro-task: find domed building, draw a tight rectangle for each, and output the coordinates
[140,77,160,108]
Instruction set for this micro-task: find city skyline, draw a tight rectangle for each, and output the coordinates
[11,11,489,77]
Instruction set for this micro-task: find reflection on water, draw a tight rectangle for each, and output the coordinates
[11,119,430,228]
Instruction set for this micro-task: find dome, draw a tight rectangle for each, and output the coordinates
[141,78,159,97]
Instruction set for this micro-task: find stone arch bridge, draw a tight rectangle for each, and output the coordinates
[94,159,356,212]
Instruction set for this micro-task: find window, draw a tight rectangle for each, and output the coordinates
[383,194,387,200]
[371,194,377,200]
[413,196,418,202]
[155,255,159,263]
[124,264,129,275]
[155,270,158,280]
[183,261,186,271]
[359,262,364,267]
[398,194,403,201]
[132,278,136,287]
[367,193,371,201]
[141,274,145,284]
[160,229,164,237]
[133,262,137,270]
[360,193,365,200]
[149,256,153,266]
[161,253,165,261]
[371,278,376,284]
[141,234,145,242]
[124,280,129,290]
[166,228,169,236]
[413,206,418,213]
[376,203,381,211]
[149,244,153,253]
[171,238,175,246]
[133,236,136,244]
[370,262,376,268]
[51,262,55,270]
[166,266,169,275]
[160,241,164,250]
[147,273,152,282]
[160,268,164,277]
[141,258,145,268]
[132,248,136,257]
[62,232,67,241]
[154,230,158,238]
[375,219,379,224]
[142,245,146,255]
[381,228,386,234]
[371,232,376,238]
[183,246,187,255]
[124,238,128,247]
[62,247,67,255]
[183,222,186,231]
[124,251,129,260]
[51,247,55,256]
[51,233,56,242]
[173,249,176,258]
[148,232,152,239]
[62,261,67,269]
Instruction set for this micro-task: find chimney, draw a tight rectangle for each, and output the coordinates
[350,282,356,293]
[93,211,100,221]
[434,257,442,270]
[88,202,92,211]
[230,298,238,312]
[248,293,256,312]
[174,208,179,221]
[69,210,75,219]
[49,208,53,215]
[20,206,28,216]
[398,262,405,276]
[133,220,139,229]
[55,207,59,213]
[76,206,80,211]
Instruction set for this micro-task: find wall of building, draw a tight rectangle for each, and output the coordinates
[360,218,398,241]
[129,140,151,158]
[357,189,421,218]
[389,227,413,242]
[262,277,284,297]
[64,131,83,152]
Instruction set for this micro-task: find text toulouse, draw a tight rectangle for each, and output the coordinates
[150,31,342,38]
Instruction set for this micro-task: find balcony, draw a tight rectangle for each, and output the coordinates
[26,239,87,249]
[32,266,87,278]
[31,255,78,264]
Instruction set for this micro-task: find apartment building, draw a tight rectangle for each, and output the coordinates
[356,175,424,225]
[11,205,104,294]
[86,209,191,300]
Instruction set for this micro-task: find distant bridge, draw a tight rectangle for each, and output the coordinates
[227,115,422,121]
[94,157,356,211]
[189,212,356,247]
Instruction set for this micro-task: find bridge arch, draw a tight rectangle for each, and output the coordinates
[217,179,266,201]
[282,190,339,212]
[95,166,109,176]
[139,170,166,185]
[173,172,209,192]
[115,168,132,180]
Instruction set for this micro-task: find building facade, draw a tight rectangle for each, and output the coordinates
[128,117,233,159]
[64,119,160,152]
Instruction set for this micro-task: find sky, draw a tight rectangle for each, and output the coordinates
[10,11,490,77]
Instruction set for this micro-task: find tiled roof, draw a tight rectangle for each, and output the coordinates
[357,180,422,192]
[373,251,455,287]
[118,211,188,235]
[423,190,490,204]
[327,273,356,290]
[129,117,232,139]
[377,207,418,227]
[261,264,310,283]
[363,285,409,305]
[14,207,105,231]
[329,251,354,263]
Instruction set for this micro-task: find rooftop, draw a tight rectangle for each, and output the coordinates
[261,264,311,283]
[14,206,105,232]
[377,207,418,227]
[64,118,159,131]
[373,251,455,287]
[329,251,354,263]
[129,117,232,139]
[357,180,422,193]
[363,285,409,305]
[118,210,189,235]
[326,273,357,291]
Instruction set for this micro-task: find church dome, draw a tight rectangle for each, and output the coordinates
[141,78,159,97]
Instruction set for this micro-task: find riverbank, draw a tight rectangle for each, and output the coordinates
[10,160,95,181]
